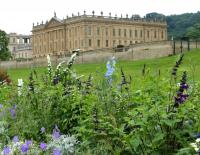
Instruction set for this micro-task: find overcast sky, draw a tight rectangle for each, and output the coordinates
[0,0,200,35]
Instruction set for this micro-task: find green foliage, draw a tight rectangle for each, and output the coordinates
[186,23,200,39]
[7,49,200,84]
[0,29,11,61]
[0,52,200,154]
[144,11,200,39]
[167,12,200,39]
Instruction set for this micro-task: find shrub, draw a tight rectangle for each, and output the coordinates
[0,69,11,85]
[0,52,200,154]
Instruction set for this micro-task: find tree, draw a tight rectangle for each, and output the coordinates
[146,12,165,20]
[166,12,200,39]
[0,29,11,60]
[186,23,200,39]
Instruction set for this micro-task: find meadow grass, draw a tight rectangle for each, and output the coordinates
[7,49,200,83]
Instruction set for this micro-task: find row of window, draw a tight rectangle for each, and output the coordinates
[86,27,165,39]
[10,38,31,44]
[16,52,28,58]
[69,39,137,48]
[34,28,165,52]
[33,40,122,53]
[34,27,165,47]
[36,30,166,51]
[35,38,143,53]
[34,30,164,50]
[34,41,65,54]
[88,39,143,47]
[35,34,168,53]
[88,39,109,47]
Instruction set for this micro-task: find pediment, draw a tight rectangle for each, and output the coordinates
[45,17,63,28]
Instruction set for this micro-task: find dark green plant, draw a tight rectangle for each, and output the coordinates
[0,30,11,60]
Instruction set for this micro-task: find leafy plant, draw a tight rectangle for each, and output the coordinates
[0,52,200,155]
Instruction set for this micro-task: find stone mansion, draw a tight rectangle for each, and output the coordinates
[32,11,167,58]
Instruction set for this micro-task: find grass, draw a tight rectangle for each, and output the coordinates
[7,49,200,84]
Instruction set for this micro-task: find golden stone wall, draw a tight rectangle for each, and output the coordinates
[32,14,167,58]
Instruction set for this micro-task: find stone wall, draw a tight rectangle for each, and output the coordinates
[0,40,199,69]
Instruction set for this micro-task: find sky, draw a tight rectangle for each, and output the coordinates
[0,0,200,35]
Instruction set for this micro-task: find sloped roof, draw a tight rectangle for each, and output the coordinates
[44,17,63,28]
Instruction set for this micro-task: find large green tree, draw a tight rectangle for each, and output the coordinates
[0,29,11,60]
[166,12,200,39]
[186,23,200,39]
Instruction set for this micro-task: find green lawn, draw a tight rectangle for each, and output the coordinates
[7,49,200,83]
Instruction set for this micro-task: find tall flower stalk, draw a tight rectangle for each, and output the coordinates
[105,56,116,84]
[47,55,53,79]
[67,50,79,69]
[17,79,23,96]
[171,54,184,80]
[174,71,189,108]
[168,54,184,112]
[119,67,131,93]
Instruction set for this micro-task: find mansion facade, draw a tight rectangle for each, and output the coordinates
[32,12,167,58]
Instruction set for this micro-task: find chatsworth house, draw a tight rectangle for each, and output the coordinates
[32,11,167,58]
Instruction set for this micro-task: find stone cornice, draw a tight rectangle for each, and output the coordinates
[32,15,167,32]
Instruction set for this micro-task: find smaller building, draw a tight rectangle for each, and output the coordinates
[8,33,32,59]
[14,44,32,59]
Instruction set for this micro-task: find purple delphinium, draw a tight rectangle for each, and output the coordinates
[25,140,32,146]
[10,109,16,118]
[53,130,60,139]
[40,127,45,133]
[10,104,17,118]
[13,135,19,143]
[21,140,32,154]
[180,83,189,89]
[21,144,29,154]
[0,104,3,117]
[53,148,61,155]
[13,104,17,109]
[174,71,189,108]
[52,125,60,139]
[3,146,10,155]
[40,142,47,151]
[53,76,59,85]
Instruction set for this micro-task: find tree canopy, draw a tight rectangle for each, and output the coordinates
[186,23,200,39]
[144,12,200,39]
[0,29,11,60]
[166,12,200,39]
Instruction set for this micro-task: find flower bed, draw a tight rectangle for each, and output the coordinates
[0,52,200,154]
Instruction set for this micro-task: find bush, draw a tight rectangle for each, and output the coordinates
[0,53,200,154]
[0,69,11,85]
